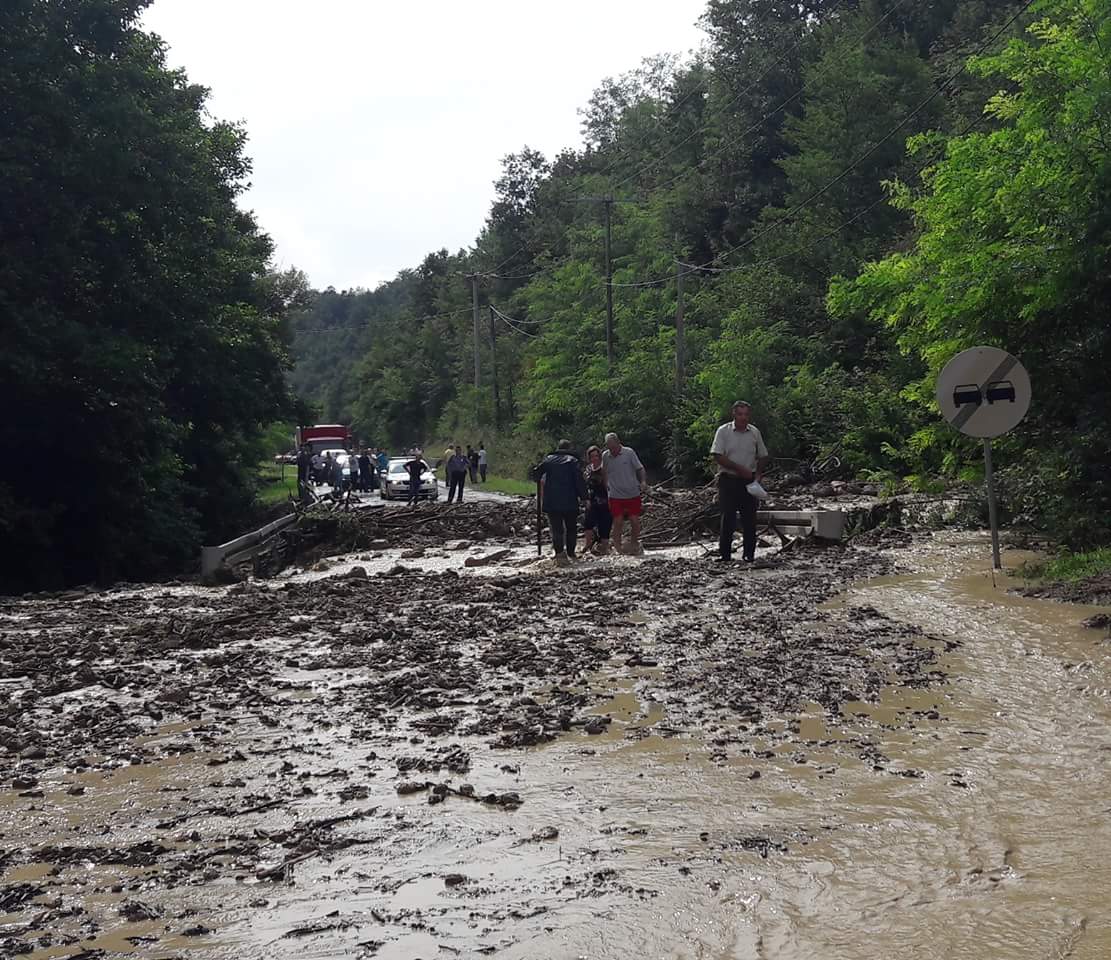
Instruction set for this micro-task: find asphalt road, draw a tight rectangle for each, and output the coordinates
[310,481,515,506]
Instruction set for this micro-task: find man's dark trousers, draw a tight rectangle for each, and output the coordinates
[547,511,578,557]
[448,471,466,503]
[718,474,757,561]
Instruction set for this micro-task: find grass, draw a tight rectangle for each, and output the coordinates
[257,460,298,505]
[1016,547,1111,582]
[478,473,535,496]
[434,470,534,496]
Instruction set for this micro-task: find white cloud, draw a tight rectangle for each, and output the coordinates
[141,0,707,290]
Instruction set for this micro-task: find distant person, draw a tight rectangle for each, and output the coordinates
[403,453,425,505]
[467,445,479,483]
[446,445,469,503]
[536,440,587,564]
[296,445,312,488]
[334,453,347,492]
[601,432,647,555]
[711,400,769,563]
[311,451,325,486]
[478,442,488,482]
[442,443,456,480]
[357,449,372,492]
[376,448,389,475]
[581,445,612,555]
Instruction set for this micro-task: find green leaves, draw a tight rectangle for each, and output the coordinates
[0,0,295,589]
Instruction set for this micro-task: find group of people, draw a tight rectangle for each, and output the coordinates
[535,432,648,563]
[292,402,769,564]
[296,446,390,495]
[536,401,768,564]
[441,442,488,504]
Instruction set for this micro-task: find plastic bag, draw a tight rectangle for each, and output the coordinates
[746,480,769,500]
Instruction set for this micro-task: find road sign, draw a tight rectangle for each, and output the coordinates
[936,346,1030,438]
[936,347,1032,571]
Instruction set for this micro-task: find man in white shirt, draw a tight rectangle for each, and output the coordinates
[710,400,769,562]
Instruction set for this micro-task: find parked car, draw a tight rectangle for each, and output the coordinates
[381,458,439,500]
[320,449,358,488]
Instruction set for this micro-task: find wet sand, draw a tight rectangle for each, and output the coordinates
[2,532,1109,959]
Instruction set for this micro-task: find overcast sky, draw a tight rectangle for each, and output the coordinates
[141,0,708,292]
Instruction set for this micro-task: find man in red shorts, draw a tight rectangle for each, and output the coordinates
[601,432,647,555]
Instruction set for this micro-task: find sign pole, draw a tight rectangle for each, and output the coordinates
[936,346,1029,574]
[983,438,1002,570]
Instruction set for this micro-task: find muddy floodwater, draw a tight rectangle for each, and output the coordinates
[2,532,1110,959]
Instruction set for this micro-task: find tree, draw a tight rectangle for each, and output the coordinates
[830,0,1111,544]
[0,0,294,590]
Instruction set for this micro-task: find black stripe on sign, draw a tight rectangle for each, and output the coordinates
[952,354,1018,430]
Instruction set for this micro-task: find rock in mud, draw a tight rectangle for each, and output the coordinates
[464,549,513,568]
[119,900,161,921]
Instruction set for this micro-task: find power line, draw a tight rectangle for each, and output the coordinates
[610,0,1037,289]
[292,306,470,336]
[491,308,539,338]
[478,0,852,287]
[684,110,994,280]
[604,0,860,194]
[490,304,546,326]
[589,62,717,185]
[630,0,916,199]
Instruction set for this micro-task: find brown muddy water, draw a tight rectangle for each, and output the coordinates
[2,532,1110,959]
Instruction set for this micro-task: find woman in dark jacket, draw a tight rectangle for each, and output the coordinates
[582,445,612,555]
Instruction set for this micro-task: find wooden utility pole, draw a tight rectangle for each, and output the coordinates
[488,306,500,428]
[566,195,638,373]
[469,274,481,391]
[602,199,614,371]
[675,259,686,390]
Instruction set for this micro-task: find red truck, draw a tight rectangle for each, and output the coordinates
[296,424,354,455]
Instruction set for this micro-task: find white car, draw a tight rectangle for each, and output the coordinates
[320,448,358,486]
[381,458,439,500]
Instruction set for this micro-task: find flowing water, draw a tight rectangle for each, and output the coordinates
[3,533,1110,959]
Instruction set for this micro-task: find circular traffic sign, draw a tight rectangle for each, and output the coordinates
[936,347,1030,438]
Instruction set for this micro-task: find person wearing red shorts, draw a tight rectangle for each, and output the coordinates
[601,432,647,555]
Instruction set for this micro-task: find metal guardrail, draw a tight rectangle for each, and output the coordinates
[201,513,298,578]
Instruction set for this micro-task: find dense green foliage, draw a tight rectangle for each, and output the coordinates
[0,0,300,590]
[292,0,1110,547]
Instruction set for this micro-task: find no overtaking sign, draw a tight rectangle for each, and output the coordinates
[935,346,1032,570]
[936,346,1031,438]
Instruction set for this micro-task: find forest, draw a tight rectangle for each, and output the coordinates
[1,0,307,591]
[3,0,1109,592]
[291,0,1110,551]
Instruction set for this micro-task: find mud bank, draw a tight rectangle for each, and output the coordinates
[2,532,1109,958]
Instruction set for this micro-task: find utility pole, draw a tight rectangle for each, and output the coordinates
[466,273,481,424]
[675,259,686,391]
[469,274,480,391]
[602,199,614,371]
[566,195,638,373]
[488,306,500,428]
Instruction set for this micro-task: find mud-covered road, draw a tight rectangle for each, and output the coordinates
[2,526,1110,959]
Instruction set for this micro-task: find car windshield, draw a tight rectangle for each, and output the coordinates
[389,459,430,476]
